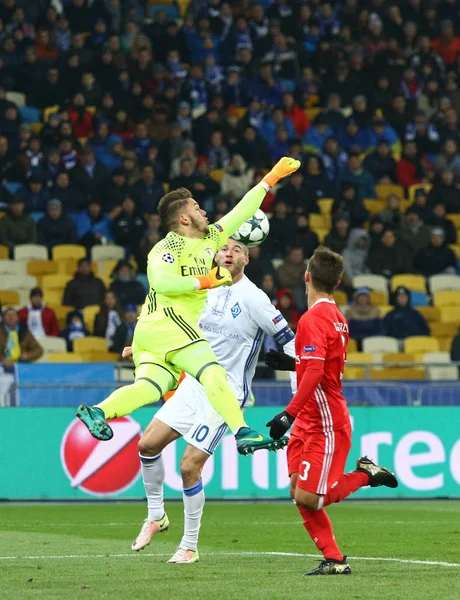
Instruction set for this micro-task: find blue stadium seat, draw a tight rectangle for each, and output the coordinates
[3,182,21,195]
[19,106,41,123]
[410,291,429,306]
[149,5,179,19]
[30,211,45,223]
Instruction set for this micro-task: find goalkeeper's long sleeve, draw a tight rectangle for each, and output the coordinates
[150,268,197,295]
[216,183,267,240]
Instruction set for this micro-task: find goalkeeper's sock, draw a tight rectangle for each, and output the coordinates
[96,379,162,419]
[140,453,165,522]
[319,472,369,509]
[199,365,246,433]
[298,505,343,562]
[180,479,205,552]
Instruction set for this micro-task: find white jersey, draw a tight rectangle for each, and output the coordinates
[197,274,295,404]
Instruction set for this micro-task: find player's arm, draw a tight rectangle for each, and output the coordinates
[215,157,300,242]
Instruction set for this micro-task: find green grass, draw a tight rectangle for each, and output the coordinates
[1,501,460,599]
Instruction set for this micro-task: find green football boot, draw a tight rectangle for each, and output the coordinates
[76,405,113,441]
[235,427,288,455]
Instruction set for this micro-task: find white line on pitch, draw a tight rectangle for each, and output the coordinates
[0,551,458,568]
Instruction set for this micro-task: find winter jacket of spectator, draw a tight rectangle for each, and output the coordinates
[346,302,383,342]
[293,226,319,259]
[428,182,460,213]
[276,258,306,290]
[434,153,460,181]
[343,228,370,281]
[324,225,349,255]
[63,273,106,310]
[73,209,114,244]
[220,159,254,205]
[113,210,147,254]
[109,280,146,307]
[303,124,334,151]
[190,175,221,206]
[259,116,296,147]
[337,126,373,153]
[69,161,110,199]
[384,291,430,340]
[17,185,50,212]
[93,306,125,339]
[414,243,458,277]
[396,155,427,187]
[59,310,90,352]
[275,182,312,214]
[245,256,277,288]
[379,208,405,230]
[427,215,457,245]
[0,211,36,249]
[37,213,77,251]
[110,322,135,354]
[49,185,85,213]
[275,289,300,332]
[67,106,94,139]
[331,188,369,229]
[339,167,377,199]
[266,215,297,258]
[129,180,164,214]
[363,151,397,183]
[284,105,310,137]
[368,240,413,277]
[450,328,460,363]
[17,305,60,337]
[0,323,43,362]
[400,222,432,254]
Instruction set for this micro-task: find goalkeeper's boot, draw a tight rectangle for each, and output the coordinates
[167,547,199,564]
[131,514,169,551]
[76,405,113,441]
[235,427,288,455]
[303,557,352,576]
[356,456,398,488]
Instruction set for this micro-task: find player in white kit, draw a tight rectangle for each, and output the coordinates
[129,238,296,562]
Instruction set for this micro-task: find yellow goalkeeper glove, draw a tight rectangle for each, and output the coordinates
[263,157,301,188]
[196,266,232,290]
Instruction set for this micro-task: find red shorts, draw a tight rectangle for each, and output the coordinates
[287,423,352,495]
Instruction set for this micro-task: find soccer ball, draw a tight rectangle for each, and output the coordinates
[232,209,270,247]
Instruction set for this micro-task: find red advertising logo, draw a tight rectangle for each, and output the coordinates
[61,416,142,496]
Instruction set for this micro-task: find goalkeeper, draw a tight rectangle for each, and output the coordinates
[77,157,300,455]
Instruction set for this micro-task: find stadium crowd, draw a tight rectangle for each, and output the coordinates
[2,0,460,365]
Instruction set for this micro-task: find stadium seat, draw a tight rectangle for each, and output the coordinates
[376,184,404,199]
[78,351,120,362]
[416,306,440,323]
[346,352,374,364]
[363,199,386,214]
[43,105,59,122]
[5,90,26,106]
[0,245,9,259]
[0,290,20,305]
[378,305,393,318]
[44,290,65,306]
[439,306,460,324]
[369,290,388,305]
[448,244,460,259]
[3,181,21,195]
[149,4,179,19]
[0,259,27,275]
[423,351,451,363]
[27,259,59,279]
[56,259,79,276]
[430,321,457,338]
[14,244,48,261]
[42,274,70,292]
[305,107,322,121]
[370,367,425,380]
[47,352,83,363]
[30,122,43,134]
[309,214,326,230]
[410,290,429,306]
[348,338,358,352]
[36,336,67,357]
[447,214,460,229]
[91,245,125,262]
[52,305,73,329]
[382,353,415,363]
[438,337,454,352]
[1,274,36,292]
[82,305,100,332]
[73,337,108,354]
[407,183,432,202]
[362,336,399,354]
[429,274,460,293]
[333,290,347,305]
[209,169,224,182]
[20,106,40,123]
[315,228,328,243]
[427,366,458,380]
[433,290,460,307]
[391,274,426,292]
[271,258,283,270]
[342,366,366,379]
[317,198,334,215]
[404,336,440,354]
[352,274,388,293]
[275,370,291,382]
[52,244,86,262]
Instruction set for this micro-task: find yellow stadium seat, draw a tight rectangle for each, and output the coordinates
[79,351,119,362]
[318,198,334,215]
[82,305,100,332]
[433,290,460,307]
[382,353,415,363]
[416,306,440,322]
[391,274,426,292]
[309,214,326,230]
[364,199,386,215]
[30,122,43,134]
[370,367,425,380]
[348,338,358,353]
[404,336,439,354]
[370,290,388,305]
[305,107,322,122]
[438,337,454,352]
[44,290,65,306]
[209,169,224,182]
[315,228,328,243]
[47,352,83,363]
[232,107,247,119]
[42,274,70,292]
[56,259,79,276]
[52,305,73,329]
[439,306,460,324]
[343,367,366,379]
[73,337,108,354]
[430,321,457,338]
[0,245,8,259]
[0,290,20,305]
[52,244,86,262]
[376,184,405,200]
[378,305,393,318]
[408,183,432,202]
[347,352,374,364]
[334,290,348,305]
[447,214,460,229]
[449,244,460,259]
[27,260,59,279]
[43,105,60,122]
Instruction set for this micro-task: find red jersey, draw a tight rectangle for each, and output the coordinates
[288,298,350,435]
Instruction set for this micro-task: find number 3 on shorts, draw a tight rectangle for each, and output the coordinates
[299,460,311,481]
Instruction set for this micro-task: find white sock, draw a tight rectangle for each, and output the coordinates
[180,479,205,552]
[140,453,165,522]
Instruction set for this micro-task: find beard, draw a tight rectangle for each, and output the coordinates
[190,214,209,235]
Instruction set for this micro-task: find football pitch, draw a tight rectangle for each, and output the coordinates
[1,501,459,600]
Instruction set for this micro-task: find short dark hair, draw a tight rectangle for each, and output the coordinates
[158,188,192,231]
[308,246,344,294]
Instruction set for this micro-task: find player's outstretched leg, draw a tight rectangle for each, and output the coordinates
[76,405,113,441]
[356,456,398,488]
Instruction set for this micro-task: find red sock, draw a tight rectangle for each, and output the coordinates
[297,505,343,561]
[321,472,369,508]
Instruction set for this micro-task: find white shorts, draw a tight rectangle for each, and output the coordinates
[154,374,242,455]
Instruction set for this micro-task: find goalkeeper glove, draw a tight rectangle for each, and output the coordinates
[266,410,295,440]
[196,266,232,290]
[263,157,301,188]
[265,349,296,371]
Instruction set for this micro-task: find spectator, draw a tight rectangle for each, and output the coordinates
[237,126,271,168]
[303,155,335,210]
[191,158,222,207]
[266,201,297,258]
[60,309,90,352]
[321,136,348,182]
[324,215,350,255]
[384,286,430,340]
[431,20,460,66]
[339,154,377,200]
[293,214,319,259]
[346,288,383,348]
[49,171,84,213]
[414,228,458,277]
[17,176,50,212]
[67,92,94,139]
[275,171,308,215]
[75,198,114,251]
[37,199,77,254]
[411,188,432,223]
[282,92,309,137]
[429,169,460,213]
[434,139,460,181]
[129,164,164,214]
[207,130,230,170]
[112,195,146,266]
[450,328,460,374]
[368,216,385,250]
[275,289,300,333]
[138,213,163,274]
[110,304,138,354]
[261,273,277,304]
[379,194,405,231]
[303,116,333,152]
[220,155,254,205]
[275,246,307,309]
[109,260,145,307]
[396,141,429,188]
[0,197,36,253]
[0,307,43,368]
[17,288,60,338]
[94,291,124,349]
[244,245,277,289]
[259,106,296,148]
[342,228,370,285]
[363,140,397,184]
[368,229,413,277]
[63,258,106,310]
[69,147,110,200]
[337,116,372,153]
[332,183,369,229]
[400,209,432,254]
[428,203,457,245]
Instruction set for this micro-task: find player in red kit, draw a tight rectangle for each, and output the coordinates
[266,247,398,576]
